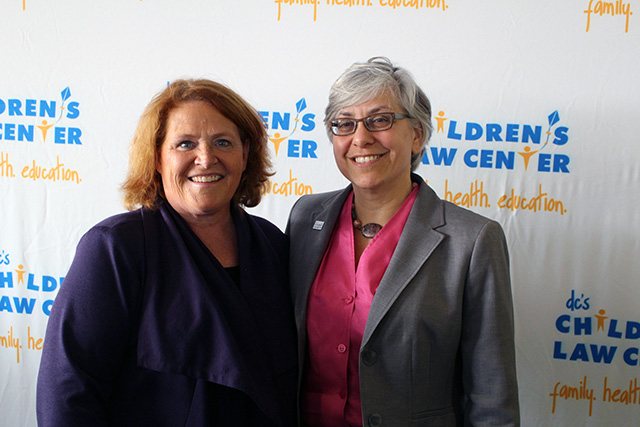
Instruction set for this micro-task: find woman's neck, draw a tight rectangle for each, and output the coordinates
[185,209,239,268]
[351,177,416,268]
[352,178,415,227]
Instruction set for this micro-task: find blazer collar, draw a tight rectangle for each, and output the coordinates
[297,185,353,300]
[299,174,447,348]
[361,173,446,347]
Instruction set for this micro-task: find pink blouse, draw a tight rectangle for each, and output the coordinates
[302,186,418,426]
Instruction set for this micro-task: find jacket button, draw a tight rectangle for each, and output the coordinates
[368,413,382,426]
[362,350,378,365]
[337,344,347,353]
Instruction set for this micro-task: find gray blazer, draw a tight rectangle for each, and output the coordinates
[286,174,520,426]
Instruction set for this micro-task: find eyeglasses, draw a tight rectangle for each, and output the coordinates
[329,112,410,136]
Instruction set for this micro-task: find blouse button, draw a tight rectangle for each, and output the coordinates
[337,344,347,353]
[345,296,354,304]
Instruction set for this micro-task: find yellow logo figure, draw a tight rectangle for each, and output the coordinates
[595,309,608,332]
[517,111,562,170]
[15,264,26,285]
[37,120,55,142]
[517,146,540,170]
[435,111,448,133]
[268,98,307,156]
[269,132,288,156]
[33,87,73,143]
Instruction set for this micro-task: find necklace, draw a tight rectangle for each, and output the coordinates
[351,205,382,238]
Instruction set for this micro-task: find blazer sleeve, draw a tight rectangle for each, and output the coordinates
[36,222,144,426]
[461,220,520,426]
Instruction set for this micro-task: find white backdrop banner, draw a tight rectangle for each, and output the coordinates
[1,1,639,425]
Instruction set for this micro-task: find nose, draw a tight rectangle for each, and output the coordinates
[195,143,218,168]
[352,121,374,147]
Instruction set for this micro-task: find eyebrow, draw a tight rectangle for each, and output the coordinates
[169,129,237,140]
[336,106,391,118]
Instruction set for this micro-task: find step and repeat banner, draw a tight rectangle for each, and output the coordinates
[2,1,639,425]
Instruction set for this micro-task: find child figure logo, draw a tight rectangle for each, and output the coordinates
[268,98,307,155]
[36,87,76,143]
[261,98,318,159]
[0,86,82,144]
[427,109,570,173]
[517,111,561,170]
[553,290,640,367]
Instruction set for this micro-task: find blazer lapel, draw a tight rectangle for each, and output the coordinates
[292,186,352,319]
[362,178,446,347]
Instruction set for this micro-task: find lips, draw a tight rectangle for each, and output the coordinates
[352,154,383,164]
[189,175,222,183]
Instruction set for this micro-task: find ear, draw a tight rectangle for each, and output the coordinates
[411,125,424,155]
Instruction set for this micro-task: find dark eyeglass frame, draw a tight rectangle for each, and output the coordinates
[329,112,410,136]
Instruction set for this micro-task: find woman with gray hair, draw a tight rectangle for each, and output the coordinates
[287,57,519,426]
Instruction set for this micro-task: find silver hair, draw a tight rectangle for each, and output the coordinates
[324,57,432,171]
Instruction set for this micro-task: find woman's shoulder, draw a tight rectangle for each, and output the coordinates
[442,200,495,225]
[78,209,150,251]
[416,181,504,238]
[245,212,285,238]
[290,188,347,215]
[438,200,506,246]
[92,209,144,229]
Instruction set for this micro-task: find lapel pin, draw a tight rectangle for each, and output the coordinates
[313,220,324,231]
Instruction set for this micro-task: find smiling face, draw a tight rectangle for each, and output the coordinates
[156,100,248,223]
[331,92,423,196]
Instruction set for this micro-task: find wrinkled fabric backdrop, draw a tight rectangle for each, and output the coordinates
[1,1,639,425]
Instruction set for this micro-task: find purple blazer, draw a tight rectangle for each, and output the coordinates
[37,202,297,426]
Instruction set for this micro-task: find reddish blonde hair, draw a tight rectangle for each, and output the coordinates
[122,79,271,210]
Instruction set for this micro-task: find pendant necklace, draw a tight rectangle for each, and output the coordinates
[352,205,382,239]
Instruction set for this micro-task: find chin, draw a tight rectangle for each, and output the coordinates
[351,179,382,191]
